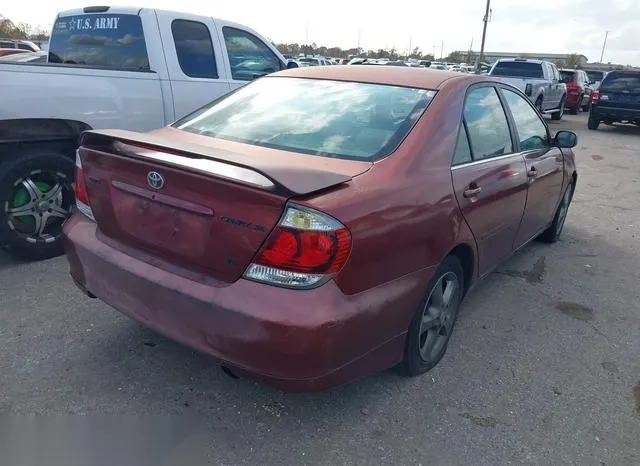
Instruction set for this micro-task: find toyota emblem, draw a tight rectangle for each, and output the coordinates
[147,171,165,190]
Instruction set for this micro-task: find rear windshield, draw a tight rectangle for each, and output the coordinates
[600,72,640,92]
[491,61,544,79]
[48,14,150,71]
[559,70,575,83]
[587,71,605,82]
[174,77,435,161]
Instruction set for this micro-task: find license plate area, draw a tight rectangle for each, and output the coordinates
[111,181,213,258]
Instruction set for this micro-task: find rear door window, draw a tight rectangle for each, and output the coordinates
[463,87,513,160]
[48,14,150,71]
[171,20,218,79]
[222,27,282,81]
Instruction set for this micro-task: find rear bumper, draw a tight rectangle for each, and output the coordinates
[63,214,430,392]
[591,105,640,121]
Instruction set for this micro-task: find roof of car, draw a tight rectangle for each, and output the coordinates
[275,65,474,89]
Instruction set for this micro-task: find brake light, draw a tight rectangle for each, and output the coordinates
[592,90,600,103]
[243,205,352,288]
[74,150,95,221]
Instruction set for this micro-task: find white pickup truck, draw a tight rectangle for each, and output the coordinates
[0,5,296,260]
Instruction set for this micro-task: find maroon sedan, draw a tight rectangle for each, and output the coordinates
[64,66,578,391]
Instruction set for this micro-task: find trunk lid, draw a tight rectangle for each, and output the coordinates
[79,128,371,282]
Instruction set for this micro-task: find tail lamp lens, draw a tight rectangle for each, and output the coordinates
[243,205,352,288]
[74,150,95,221]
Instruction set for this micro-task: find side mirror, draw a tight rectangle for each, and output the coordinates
[286,60,299,69]
[554,130,577,148]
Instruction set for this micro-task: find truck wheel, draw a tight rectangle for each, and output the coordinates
[0,148,75,260]
[535,97,543,114]
[587,115,600,130]
[551,97,565,121]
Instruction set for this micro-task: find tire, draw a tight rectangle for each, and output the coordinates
[568,95,583,114]
[397,255,465,376]
[0,148,75,260]
[587,115,600,130]
[551,96,565,120]
[539,182,574,243]
[535,98,543,114]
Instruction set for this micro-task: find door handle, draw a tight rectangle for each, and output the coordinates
[463,186,482,198]
[527,167,538,178]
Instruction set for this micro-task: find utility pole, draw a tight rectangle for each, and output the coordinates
[357,28,361,54]
[467,37,474,63]
[477,0,491,73]
[600,30,610,63]
[408,35,412,58]
[440,41,444,60]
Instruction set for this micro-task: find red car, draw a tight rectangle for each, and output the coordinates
[64,66,578,392]
[0,48,30,57]
[560,68,593,114]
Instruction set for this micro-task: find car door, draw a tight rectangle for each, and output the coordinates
[156,12,232,120]
[500,87,564,248]
[216,25,285,92]
[451,85,529,276]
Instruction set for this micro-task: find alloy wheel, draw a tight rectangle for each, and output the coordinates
[5,171,73,244]
[418,271,461,362]
[555,185,572,238]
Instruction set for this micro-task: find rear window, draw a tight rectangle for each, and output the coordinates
[559,70,575,83]
[600,72,640,92]
[173,77,435,161]
[491,61,544,79]
[48,14,150,71]
[587,71,605,82]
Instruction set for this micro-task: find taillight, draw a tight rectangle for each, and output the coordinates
[592,90,600,103]
[243,204,352,288]
[74,150,95,221]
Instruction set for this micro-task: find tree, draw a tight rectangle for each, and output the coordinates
[0,17,29,39]
[444,51,463,63]
[409,47,422,59]
[565,53,583,69]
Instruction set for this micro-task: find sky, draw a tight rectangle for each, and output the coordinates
[3,0,640,65]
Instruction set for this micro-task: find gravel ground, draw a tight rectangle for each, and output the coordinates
[1,113,639,465]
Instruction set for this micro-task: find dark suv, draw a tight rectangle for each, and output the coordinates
[588,70,640,130]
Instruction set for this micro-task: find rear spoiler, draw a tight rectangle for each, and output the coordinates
[79,129,353,196]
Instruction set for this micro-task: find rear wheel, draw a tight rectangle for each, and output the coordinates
[535,97,543,114]
[539,182,574,243]
[587,115,600,130]
[569,95,583,114]
[551,97,565,120]
[398,255,464,376]
[0,148,75,260]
